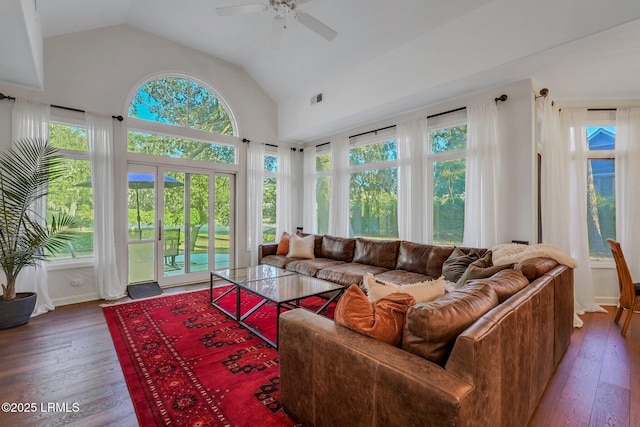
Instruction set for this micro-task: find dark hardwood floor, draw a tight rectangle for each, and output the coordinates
[0,286,637,426]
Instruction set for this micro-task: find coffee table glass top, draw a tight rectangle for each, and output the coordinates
[238,274,344,303]
[213,264,295,284]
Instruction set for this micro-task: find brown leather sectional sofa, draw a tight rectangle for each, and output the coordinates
[259,235,574,427]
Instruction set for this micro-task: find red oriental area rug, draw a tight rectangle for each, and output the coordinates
[102,286,335,427]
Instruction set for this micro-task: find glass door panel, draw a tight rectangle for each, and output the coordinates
[163,171,185,277]
[215,175,232,269]
[187,173,210,273]
[127,166,157,284]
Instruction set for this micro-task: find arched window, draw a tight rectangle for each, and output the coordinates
[127,76,237,164]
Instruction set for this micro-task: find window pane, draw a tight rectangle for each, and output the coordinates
[50,123,88,151]
[47,158,93,259]
[433,159,465,245]
[129,76,234,135]
[316,153,331,172]
[128,131,235,164]
[587,126,615,150]
[316,176,330,235]
[263,177,277,243]
[350,168,398,238]
[349,140,397,166]
[587,159,615,259]
[265,155,278,172]
[430,125,467,153]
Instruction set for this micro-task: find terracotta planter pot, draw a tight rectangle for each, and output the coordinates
[0,292,37,329]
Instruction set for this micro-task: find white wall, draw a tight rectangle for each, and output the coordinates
[0,25,279,305]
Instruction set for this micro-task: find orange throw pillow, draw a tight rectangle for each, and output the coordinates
[335,285,416,347]
[276,232,290,255]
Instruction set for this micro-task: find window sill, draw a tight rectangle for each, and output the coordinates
[589,260,615,269]
[47,259,95,271]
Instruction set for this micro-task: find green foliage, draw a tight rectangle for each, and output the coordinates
[431,125,467,153]
[128,131,235,164]
[0,138,76,300]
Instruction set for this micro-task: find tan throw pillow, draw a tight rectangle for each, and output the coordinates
[287,233,315,259]
[335,284,416,347]
[455,250,513,288]
[363,273,446,304]
[442,247,481,283]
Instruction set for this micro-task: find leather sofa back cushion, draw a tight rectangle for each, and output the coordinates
[515,257,559,281]
[335,284,416,347]
[466,269,530,303]
[353,238,401,269]
[320,235,355,262]
[396,242,454,277]
[402,283,498,365]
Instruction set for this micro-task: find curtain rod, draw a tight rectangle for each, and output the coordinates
[0,92,124,121]
[349,124,396,139]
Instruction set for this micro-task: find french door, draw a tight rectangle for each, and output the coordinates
[127,164,235,286]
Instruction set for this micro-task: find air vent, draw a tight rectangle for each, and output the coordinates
[310,93,323,105]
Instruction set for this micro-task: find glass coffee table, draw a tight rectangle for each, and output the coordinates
[210,265,344,348]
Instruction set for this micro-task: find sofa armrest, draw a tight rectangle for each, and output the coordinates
[279,309,473,427]
[258,243,278,264]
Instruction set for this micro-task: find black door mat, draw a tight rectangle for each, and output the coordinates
[127,282,163,299]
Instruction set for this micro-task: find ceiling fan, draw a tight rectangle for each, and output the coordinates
[216,0,337,47]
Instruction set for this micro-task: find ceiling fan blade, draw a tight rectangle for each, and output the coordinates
[269,16,285,49]
[216,3,268,16]
[295,11,337,41]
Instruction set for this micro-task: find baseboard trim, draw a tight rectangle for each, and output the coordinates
[595,296,618,306]
[53,293,99,307]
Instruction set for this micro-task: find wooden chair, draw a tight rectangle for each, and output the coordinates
[607,239,640,336]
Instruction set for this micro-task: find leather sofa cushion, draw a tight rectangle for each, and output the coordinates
[320,235,356,262]
[335,284,416,347]
[396,242,455,277]
[515,257,559,281]
[374,269,434,285]
[352,238,400,270]
[402,283,498,366]
[316,263,389,287]
[466,269,530,303]
[285,258,345,277]
[261,255,303,269]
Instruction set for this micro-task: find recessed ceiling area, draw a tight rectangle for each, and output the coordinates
[2,0,640,141]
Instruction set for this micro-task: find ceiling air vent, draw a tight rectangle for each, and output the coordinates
[310,93,323,105]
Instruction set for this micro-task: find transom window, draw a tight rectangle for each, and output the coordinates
[128,76,237,164]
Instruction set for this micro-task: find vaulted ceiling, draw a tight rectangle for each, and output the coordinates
[3,0,640,141]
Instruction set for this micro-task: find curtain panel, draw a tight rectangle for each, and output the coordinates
[329,138,350,237]
[11,99,54,316]
[302,146,318,234]
[615,108,640,279]
[397,118,427,242]
[87,113,125,300]
[463,100,501,248]
[247,143,265,265]
[276,145,293,238]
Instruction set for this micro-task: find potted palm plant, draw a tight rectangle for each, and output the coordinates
[0,137,76,329]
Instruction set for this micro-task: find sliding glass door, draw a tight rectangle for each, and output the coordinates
[127,164,235,286]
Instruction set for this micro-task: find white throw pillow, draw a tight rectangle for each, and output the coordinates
[363,273,446,304]
[287,233,315,259]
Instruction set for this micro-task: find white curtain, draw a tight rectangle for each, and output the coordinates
[247,143,265,265]
[329,138,350,237]
[276,145,293,237]
[11,99,54,316]
[87,113,125,300]
[397,118,427,242]
[540,100,605,327]
[302,146,318,234]
[463,100,500,248]
[615,108,640,279]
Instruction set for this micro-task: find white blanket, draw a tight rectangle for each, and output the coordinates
[490,243,577,268]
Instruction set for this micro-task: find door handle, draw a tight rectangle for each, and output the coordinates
[158,220,162,241]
